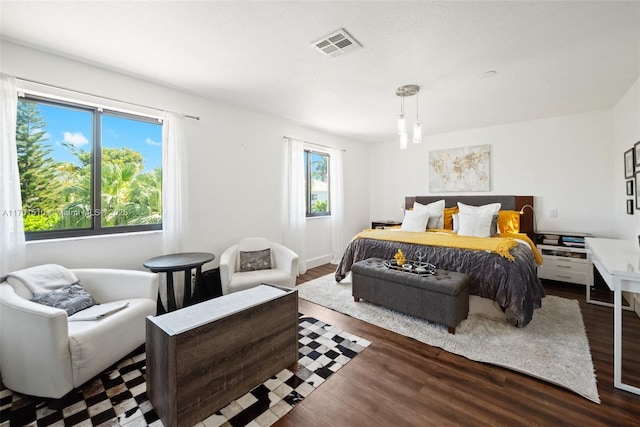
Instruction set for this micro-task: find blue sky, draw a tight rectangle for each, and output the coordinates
[37,103,162,171]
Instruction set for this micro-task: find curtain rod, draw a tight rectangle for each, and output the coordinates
[283,136,346,152]
[15,76,200,120]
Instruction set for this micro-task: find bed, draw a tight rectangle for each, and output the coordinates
[335,195,545,327]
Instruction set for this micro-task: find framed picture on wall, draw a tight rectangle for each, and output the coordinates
[635,141,640,170]
[625,148,635,179]
[636,171,640,209]
[627,180,634,196]
[628,200,634,215]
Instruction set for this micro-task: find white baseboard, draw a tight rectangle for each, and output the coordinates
[305,254,333,270]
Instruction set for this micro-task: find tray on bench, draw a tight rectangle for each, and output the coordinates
[384,259,437,276]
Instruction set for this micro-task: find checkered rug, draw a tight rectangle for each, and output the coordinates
[0,316,370,427]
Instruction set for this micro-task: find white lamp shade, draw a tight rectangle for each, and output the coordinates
[413,122,422,143]
[400,132,408,149]
[397,115,406,136]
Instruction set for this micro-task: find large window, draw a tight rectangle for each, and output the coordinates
[16,95,163,240]
[304,149,330,217]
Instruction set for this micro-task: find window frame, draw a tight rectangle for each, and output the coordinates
[304,149,331,218]
[18,94,163,241]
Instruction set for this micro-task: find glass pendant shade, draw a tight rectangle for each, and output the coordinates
[397,114,406,136]
[413,122,422,143]
[399,132,408,149]
[395,84,421,149]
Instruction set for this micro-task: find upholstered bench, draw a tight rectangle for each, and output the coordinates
[351,258,470,333]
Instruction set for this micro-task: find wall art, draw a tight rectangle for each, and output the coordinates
[429,144,490,192]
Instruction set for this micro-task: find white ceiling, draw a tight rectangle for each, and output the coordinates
[1,1,639,143]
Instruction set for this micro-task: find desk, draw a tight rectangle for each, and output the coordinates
[143,252,215,313]
[585,237,640,395]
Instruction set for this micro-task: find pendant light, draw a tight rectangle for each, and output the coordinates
[413,90,422,144]
[400,131,408,149]
[395,84,421,149]
[397,96,406,136]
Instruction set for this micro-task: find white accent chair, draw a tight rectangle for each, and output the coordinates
[219,237,299,295]
[0,268,158,399]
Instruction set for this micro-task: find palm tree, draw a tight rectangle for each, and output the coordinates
[126,167,162,224]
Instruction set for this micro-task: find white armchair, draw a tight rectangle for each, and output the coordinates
[219,237,299,295]
[0,267,158,399]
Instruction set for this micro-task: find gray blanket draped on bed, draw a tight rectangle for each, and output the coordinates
[335,238,546,327]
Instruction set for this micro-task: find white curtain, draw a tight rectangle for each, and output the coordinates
[329,148,344,263]
[158,112,187,308]
[161,112,186,256]
[0,73,25,276]
[283,137,307,275]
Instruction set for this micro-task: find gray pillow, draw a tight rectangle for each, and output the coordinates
[491,214,499,236]
[426,215,442,230]
[30,282,97,316]
[239,248,272,272]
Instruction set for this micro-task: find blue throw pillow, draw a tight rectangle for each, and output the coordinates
[30,282,98,316]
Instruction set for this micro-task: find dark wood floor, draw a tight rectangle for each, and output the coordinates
[282,264,640,427]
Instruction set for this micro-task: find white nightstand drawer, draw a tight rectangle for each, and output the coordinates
[537,265,589,285]
[541,256,589,272]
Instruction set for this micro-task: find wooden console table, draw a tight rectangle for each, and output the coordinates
[145,284,298,427]
[585,237,640,396]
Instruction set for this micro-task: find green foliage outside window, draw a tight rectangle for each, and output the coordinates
[312,200,328,213]
[15,99,162,236]
[305,150,330,216]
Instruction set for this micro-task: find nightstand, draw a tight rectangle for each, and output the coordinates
[535,231,592,286]
[371,220,402,229]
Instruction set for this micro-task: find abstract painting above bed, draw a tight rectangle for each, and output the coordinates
[336,195,545,327]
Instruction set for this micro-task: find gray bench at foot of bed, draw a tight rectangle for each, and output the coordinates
[351,258,470,334]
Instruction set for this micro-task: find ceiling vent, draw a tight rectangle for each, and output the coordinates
[312,29,362,58]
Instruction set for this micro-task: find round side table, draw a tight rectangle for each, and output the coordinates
[143,252,215,313]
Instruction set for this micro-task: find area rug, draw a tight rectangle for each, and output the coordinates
[0,316,370,427]
[297,273,600,404]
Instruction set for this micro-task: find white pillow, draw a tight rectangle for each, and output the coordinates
[457,211,495,237]
[457,202,501,216]
[452,213,459,233]
[413,200,445,229]
[400,209,430,232]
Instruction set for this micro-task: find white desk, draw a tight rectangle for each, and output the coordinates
[585,237,640,395]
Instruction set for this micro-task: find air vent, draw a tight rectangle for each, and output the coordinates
[312,29,362,58]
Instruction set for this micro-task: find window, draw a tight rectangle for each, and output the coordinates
[304,149,330,217]
[16,95,163,240]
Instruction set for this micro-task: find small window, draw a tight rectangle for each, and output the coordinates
[16,95,163,240]
[304,150,330,217]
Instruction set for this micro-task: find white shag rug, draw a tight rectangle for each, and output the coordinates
[297,273,600,404]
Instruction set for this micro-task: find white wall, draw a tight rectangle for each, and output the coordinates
[369,110,615,238]
[612,76,640,314]
[4,39,636,274]
[613,76,640,240]
[1,41,370,271]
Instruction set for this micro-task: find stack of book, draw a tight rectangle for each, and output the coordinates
[562,236,586,248]
[540,234,560,245]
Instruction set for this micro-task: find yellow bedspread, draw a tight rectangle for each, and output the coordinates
[355,229,543,265]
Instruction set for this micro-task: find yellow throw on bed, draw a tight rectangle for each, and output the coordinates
[355,229,543,265]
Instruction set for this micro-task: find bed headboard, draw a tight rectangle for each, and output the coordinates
[405,195,535,240]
